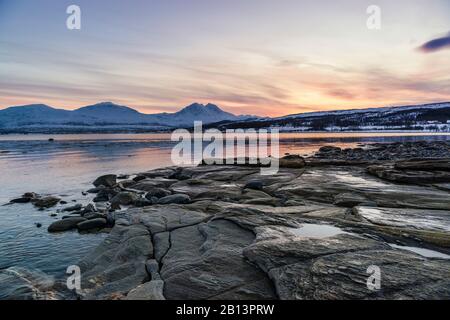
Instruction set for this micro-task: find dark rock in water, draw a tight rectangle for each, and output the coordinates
[157,194,191,205]
[93,174,117,188]
[280,154,306,168]
[10,192,38,204]
[77,218,107,231]
[35,223,42,228]
[50,213,57,217]
[10,197,32,204]
[59,200,68,205]
[32,196,61,209]
[48,138,54,142]
[244,180,264,191]
[62,203,82,212]
[23,192,38,198]
[145,187,171,199]
[48,217,86,232]
[117,174,130,180]
[110,192,139,206]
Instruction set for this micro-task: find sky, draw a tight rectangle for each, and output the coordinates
[1,0,450,117]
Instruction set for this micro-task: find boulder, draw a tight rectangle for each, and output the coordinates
[110,192,139,207]
[93,174,117,188]
[62,203,83,212]
[157,194,191,205]
[244,180,264,191]
[48,217,86,232]
[77,218,107,231]
[145,188,172,199]
[279,155,306,169]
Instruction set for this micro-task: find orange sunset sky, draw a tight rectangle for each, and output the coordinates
[1,0,449,117]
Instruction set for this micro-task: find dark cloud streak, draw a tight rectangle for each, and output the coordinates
[419,32,450,53]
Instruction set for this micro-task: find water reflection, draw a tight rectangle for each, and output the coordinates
[0,132,449,278]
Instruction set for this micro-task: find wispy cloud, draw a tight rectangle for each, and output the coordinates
[418,32,450,53]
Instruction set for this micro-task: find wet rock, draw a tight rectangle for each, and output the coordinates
[77,218,107,231]
[157,194,191,205]
[32,196,61,209]
[48,217,86,232]
[93,174,117,188]
[117,174,130,180]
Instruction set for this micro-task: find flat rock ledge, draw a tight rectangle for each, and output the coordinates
[72,144,450,300]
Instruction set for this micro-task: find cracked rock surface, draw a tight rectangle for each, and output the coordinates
[72,144,450,300]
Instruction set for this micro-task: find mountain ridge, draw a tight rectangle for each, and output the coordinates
[1,101,450,133]
[0,102,253,129]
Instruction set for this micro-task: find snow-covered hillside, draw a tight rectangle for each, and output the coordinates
[0,102,250,132]
[206,102,450,132]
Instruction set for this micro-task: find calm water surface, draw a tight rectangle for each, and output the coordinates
[0,132,449,279]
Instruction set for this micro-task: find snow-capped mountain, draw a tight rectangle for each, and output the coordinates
[0,102,252,132]
[206,102,450,132]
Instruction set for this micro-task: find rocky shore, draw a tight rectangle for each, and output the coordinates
[3,141,450,300]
